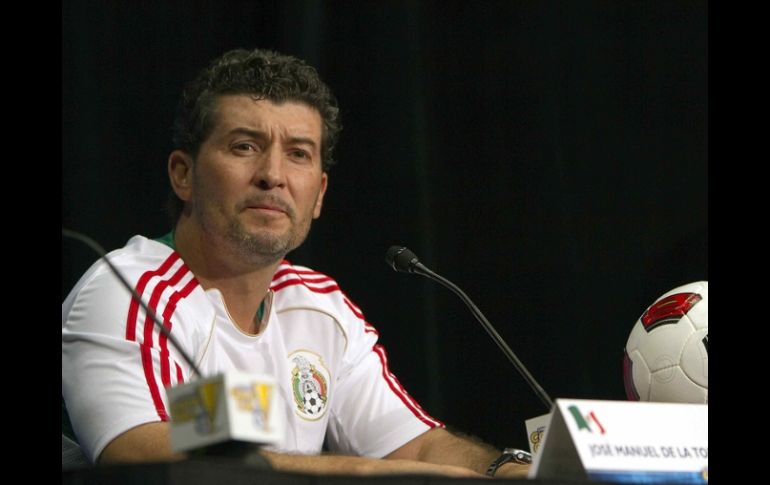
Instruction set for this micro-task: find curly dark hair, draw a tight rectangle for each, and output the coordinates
[168,48,341,222]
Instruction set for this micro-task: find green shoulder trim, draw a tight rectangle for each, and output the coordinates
[155,231,175,250]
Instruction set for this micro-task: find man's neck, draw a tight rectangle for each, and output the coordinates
[172,220,282,334]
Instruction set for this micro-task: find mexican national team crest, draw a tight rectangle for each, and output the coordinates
[289,350,330,420]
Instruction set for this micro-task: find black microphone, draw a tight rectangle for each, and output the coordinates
[386,245,554,410]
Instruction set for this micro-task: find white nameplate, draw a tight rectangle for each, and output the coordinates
[167,371,285,452]
[530,398,707,483]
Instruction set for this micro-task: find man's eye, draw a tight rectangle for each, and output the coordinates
[234,143,257,152]
[290,150,310,159]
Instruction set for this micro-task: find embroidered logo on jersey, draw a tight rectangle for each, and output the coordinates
[289,350,330,420]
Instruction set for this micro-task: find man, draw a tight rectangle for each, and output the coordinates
[62,48,529,478]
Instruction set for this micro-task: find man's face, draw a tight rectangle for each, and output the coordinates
[189,95,327,262]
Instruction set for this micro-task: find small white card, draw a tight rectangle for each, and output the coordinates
[167,371,285,452]
[529,398,707,483]
[525,412,551,456]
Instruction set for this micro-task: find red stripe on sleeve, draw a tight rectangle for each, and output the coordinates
[270,278,340,294]
[373,344,443,428]
[158,276,198,387]
[125,253,180,341]
[175,363,184,384]
[123,252,198,421]
[141,344,169,421]
[342,295,365,320]
[142,264,189,385]
[272,266,327,281]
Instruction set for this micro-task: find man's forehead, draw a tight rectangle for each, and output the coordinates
[213,95,322,131]
[204,96,322,151]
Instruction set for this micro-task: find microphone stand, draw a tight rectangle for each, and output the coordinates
[415,263,554,411]
[387,246,553,411]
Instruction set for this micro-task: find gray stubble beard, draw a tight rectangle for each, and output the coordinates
[225,216,311,267]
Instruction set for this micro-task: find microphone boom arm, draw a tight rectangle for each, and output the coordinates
[415,262,553,410]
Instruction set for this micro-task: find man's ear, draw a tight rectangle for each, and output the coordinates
[168,150,194,202]
[313,173,328,219]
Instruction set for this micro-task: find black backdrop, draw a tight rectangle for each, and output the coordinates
[62,1,707,449]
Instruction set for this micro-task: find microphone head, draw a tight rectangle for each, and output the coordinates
[386,246,420,273]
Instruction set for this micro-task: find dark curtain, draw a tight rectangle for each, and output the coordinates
[62,0,707,448]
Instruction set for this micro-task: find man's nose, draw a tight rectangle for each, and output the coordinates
[253,146,285,189]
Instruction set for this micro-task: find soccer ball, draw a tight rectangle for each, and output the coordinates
[302,390,326,416]
[623,281,708,403]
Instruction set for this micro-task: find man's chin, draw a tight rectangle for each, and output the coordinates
[227,228,288,255]
[228,222,309,258]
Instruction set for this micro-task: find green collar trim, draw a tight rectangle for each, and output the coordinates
[155,231,175,250]
[256,299,265,322]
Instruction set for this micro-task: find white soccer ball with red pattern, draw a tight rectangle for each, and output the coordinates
[623,281,708,403]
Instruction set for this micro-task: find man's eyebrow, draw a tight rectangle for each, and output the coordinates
[286,136,318,149]
[226,128,318,149]
[227,127,267,139]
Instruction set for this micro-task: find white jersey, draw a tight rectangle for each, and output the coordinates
[62,235,442,463]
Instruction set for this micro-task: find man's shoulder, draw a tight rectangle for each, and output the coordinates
[270,260,363,317]
[62,235,211,336]
[119,234,177,260]
[270,260,338,296]
[64,235,196,306]
[95,234,180,273]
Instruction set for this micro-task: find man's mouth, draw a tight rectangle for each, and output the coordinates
[250,204,285,213]
[243,198,292,218]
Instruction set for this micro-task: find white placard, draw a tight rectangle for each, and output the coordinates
[167,370,285,452]
[524,412,551,456]
[530,398,707,483]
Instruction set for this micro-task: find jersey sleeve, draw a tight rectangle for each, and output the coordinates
[61,248,208,463]
[324,293,444,458]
